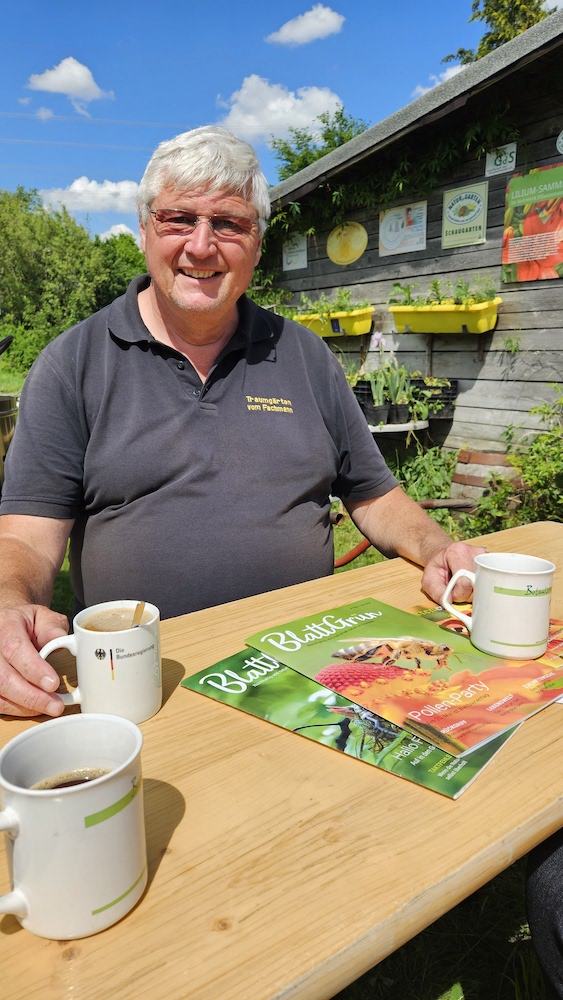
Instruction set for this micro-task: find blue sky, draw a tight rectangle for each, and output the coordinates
[0,1,559,240]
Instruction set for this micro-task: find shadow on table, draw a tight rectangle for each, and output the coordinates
[144,778,186,887]
[162,657,185,707]
[0,777,185,939]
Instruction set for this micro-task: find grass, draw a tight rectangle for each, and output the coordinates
[48,513,546,999]
[51,548,74,621]
[333,506,387,573]
[0,369,25,395]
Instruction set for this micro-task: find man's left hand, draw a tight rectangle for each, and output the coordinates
[421,541,485,605]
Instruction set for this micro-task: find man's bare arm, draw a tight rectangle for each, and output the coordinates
[0,514,74,717]
[345,486,484,603]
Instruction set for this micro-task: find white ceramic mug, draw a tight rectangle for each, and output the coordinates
[0,714,147,939]
[39,600,162,723]
[441,552,555,659]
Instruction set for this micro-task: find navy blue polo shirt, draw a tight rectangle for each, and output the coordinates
[1,275,397,618]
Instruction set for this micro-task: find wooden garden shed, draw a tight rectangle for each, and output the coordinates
[268,11,563,472]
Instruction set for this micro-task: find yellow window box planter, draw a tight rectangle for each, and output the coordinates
[293,306,374,338]
[389,297,502,335]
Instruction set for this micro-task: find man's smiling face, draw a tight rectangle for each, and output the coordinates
[140,185,262,340]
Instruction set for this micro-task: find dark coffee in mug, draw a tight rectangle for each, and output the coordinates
[31,767,109,790]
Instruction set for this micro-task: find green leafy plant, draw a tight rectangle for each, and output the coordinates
[295,288,372,322]
[391,443,460,533]
[502,335,522,355]
[247,265,295,317]
[427,279,449,304]
[409,373,453,420]
[384,357,411,404]
[366,367,387,406]
[388,281,422,306]
[334,351,366,388]
[388,273,498,308]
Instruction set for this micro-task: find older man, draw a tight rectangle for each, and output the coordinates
[0,126,479,718]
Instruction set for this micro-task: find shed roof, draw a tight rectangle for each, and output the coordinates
[269,10,563,208]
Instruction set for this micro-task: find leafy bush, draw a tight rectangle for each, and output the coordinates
[389,444,460,534]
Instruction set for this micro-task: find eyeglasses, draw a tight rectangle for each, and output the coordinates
[147,208,259,240]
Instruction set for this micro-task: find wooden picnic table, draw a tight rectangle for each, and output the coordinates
[2,521,563,1000]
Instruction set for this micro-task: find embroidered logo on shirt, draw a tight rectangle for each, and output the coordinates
[246,395,294,413]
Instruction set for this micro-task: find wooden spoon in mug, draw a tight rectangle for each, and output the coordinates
[131,601,146,628]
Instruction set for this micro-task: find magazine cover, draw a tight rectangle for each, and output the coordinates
[181,649,515,799]
[246,598,563,757]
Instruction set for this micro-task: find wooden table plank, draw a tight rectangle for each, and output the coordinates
[2,522,563,1000]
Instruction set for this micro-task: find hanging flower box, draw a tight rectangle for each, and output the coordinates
[293,306,374,338]
[389,297,502,335]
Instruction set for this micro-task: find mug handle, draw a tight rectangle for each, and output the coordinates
[0,808,28,918]
[39,635,81,707]
[441,569,475,631]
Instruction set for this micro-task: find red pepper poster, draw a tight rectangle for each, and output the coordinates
[502,164,563,282]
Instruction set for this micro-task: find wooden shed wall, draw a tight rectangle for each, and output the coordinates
[272,56,563,452]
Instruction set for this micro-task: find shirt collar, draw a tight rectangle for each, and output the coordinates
[107,274,277,350]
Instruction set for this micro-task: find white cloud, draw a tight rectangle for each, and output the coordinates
[412,64,464,98]
[18,97,30,105]
[27,57,113,116]
[265,4,345,46]
[39,177,138,213]
[217,74,342,143]
[98,223,139,244]
[36,107,54,121]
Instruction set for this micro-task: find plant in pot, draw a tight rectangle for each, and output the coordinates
[409,373,457,421]
[384,358,412,424]
[332,351,372,415]
[293,288,374,338]
[364,367,390,426]
[388,273,501,335]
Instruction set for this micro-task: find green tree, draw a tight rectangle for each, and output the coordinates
[0,189,145,374]
[444,0,556,64]
[271,106,369,181]
[93,232,146,311]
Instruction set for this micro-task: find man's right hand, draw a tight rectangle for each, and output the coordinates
[0,606,70,717]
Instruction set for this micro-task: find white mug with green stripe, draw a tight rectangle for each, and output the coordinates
[441,552,555,659]
[0,714,147,939]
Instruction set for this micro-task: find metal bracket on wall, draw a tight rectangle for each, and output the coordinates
[477,332,485,361]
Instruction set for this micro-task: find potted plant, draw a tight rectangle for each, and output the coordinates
[293,289,374,338]
[410,373,458,420]
[331,352,373,415]
[364,368,390,426]
[384,356,412,424]
[388,275,501,334]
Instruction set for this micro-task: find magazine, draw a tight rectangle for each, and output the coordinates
[245,598,563,757]
[421,605,563,707]
[181,649,515,799]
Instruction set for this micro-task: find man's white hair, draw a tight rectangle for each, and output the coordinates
[137,126,271,234]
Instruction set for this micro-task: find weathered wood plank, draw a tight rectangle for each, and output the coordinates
[443,415,543,451]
